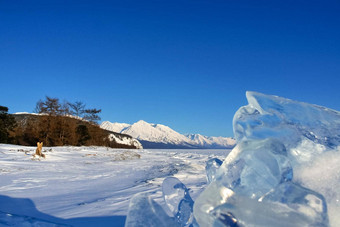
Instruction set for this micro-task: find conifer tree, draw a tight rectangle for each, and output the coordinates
[0,106,16,143]
[84,108,101,124]
[76,124,91,145]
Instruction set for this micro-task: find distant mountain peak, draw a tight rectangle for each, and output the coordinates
[101,120,236,149]
[135,120,148,125]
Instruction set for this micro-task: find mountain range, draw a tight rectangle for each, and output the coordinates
[100,120,236,149]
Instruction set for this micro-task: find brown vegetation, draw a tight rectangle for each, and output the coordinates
[0,106,16,143]
[11,113,137,149]
[3,96,139,149]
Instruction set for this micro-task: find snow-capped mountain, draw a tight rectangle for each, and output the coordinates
[101,120,236,149]
[186,133,236,148]
[102,122,131,134]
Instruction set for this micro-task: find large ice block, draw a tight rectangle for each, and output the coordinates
[126,91,339,227]
[233,91,340,164]
[194,92,338,227]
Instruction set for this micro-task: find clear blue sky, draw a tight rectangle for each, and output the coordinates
[1,0,340,137]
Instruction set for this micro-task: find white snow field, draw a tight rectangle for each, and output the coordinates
[0,144,230,226]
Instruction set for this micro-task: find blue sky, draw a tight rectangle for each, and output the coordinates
[1,0,340,137]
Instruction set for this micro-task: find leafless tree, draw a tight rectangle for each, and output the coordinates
[68,101,86,118]
[84,108,101,124]
[36,96,61,116]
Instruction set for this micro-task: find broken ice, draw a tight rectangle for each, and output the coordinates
[233,91,340,165]
[205,158,223,184]
[125,193,178,227]
[194,91,338,227]
[162,177,194,226]
[215,138,293,199]
[125,177,195,227]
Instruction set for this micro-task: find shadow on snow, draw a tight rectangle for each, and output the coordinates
[0,195,126,227]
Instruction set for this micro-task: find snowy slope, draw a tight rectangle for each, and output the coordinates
[122,121,193,145]
[100,120,236,149]
[0,144,230,227]
[101,121,130,134]
[186,134,236,148]
[108,134,143,149]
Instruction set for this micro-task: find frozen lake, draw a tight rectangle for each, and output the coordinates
[0,144,231,226]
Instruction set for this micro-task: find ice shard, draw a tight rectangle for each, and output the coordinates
[162,177,194,227]
[125,193,178,227]
[194,181,328,227]
[260,182,329,226]
[205,158,223,184]
[215,138,293,199]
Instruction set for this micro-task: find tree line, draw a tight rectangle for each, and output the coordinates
[35,97,101,124]
[0,106,16,144]
[0,97,134,148]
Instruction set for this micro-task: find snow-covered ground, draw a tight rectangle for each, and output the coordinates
[0,144,230,226]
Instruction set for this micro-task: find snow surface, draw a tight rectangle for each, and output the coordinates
[14,112,84,121]
[101,120,236,149]
[101,122,130,134]
[0,144,230,226]
[186,134,236,148]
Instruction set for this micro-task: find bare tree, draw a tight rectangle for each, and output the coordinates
[84,108,101,124]
[34,99,43,113]
[68,101,86,118]
[36,96,61,116]
[60,101,71,116]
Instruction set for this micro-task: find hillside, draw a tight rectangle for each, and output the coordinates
[12,113,142,149]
